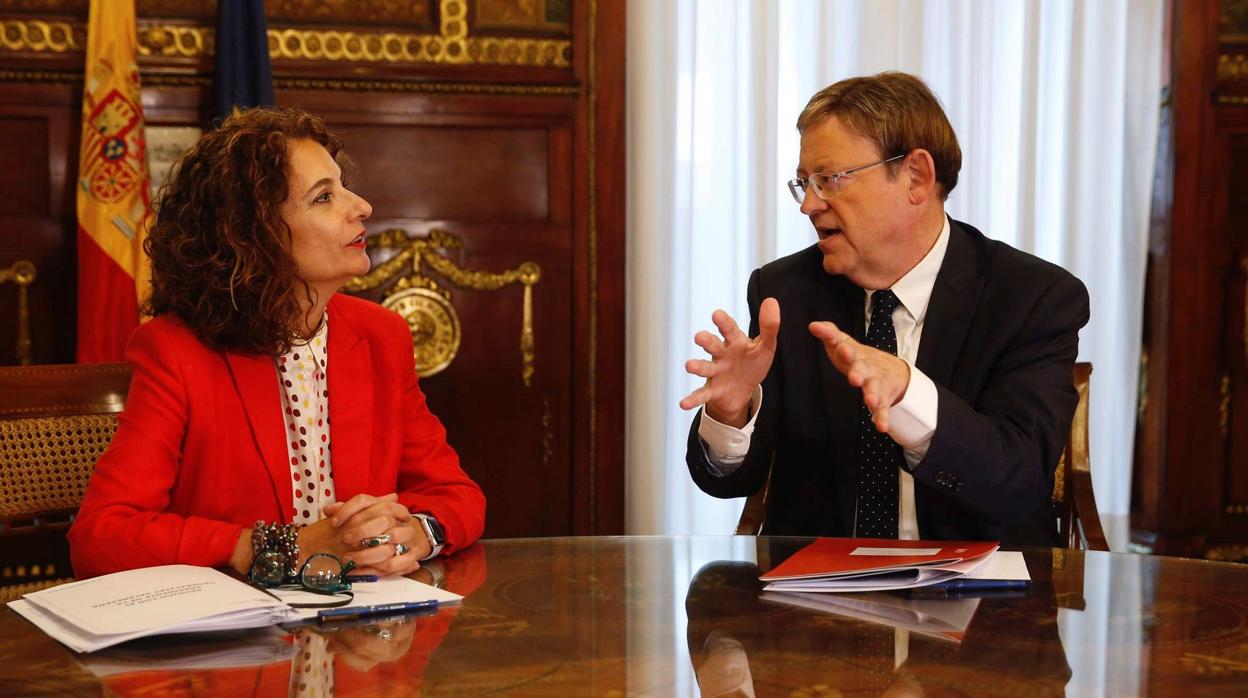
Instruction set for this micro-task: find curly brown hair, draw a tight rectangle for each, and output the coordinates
[143,106,344,356]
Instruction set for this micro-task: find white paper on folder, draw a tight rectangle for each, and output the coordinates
[12,565,300,653]
[268,575,463,621]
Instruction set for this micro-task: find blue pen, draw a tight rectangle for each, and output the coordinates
[928,578,1029,592]
[343,574,380,583]
[317,599,440,622]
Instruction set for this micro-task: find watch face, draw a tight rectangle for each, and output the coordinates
[422,515,446,545]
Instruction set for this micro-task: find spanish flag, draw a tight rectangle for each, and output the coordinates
[76,0,151,363]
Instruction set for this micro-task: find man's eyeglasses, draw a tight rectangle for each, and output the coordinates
[249,552,356,608]
[787,154,905,204]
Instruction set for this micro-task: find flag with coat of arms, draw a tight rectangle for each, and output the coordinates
[76,0,151,363]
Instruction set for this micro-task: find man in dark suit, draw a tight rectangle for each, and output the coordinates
[681,72,1089,546]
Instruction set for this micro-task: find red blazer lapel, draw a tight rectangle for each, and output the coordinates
[327,297,374,501]
[223,351,296,523]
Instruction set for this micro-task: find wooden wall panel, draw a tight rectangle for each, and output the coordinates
[0,0,625,538]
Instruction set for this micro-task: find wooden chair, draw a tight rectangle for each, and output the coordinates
[1052,362,1108,550]
[0,363,130,602]
[735,362,1109,551]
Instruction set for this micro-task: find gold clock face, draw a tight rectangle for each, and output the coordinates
[382,288,461,378]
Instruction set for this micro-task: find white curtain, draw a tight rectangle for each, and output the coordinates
[626,0,1164,550]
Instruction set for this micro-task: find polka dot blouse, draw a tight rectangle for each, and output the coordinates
[277,315,335,525]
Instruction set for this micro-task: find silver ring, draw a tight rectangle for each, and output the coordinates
[394,542,408,557]
[362,533,392,548]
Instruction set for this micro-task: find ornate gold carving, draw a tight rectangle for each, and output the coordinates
[1226,504,1248,515]
[0,260,35,365]
[477,0,571,33]
[0,67,579,96]
[272,77,577,96]
[1220,371,1231,440]
[137,23,206,57]
[346,229,541,385]
[383,287,461,377]
[0,18,82,52]
[1219,53,1248,82]
[1,0,572,67]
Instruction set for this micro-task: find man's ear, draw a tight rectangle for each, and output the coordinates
[905,149,938,205]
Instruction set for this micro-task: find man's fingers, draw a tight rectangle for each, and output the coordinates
[685,358,717,378]
[757,298,781,350]
[710,309,743,341]
[679,384,712,411]
[693,330,728,358]
[872,403,891,433]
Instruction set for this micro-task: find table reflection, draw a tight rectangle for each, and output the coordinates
[4,537,1248,696]
[684,544,1072,697]
[79,543,487,697]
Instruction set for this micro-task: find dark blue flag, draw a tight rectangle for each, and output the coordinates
[213,0,275,122]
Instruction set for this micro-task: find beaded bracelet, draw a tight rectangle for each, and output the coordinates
[251,520,303,579]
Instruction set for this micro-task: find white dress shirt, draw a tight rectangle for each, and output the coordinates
[699,217,951,540]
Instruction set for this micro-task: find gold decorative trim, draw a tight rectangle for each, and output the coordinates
[0,7,571,67]
[273,77,577,96]
[0,68,80,84]
[0,67,579,96]
[1227,504,1248,515]
[0,18,81,53]
[0,260,36,365]
[1137,348,1148,423]
[138,23,205,57]
[1219,53,1248,81]
[346,229,541,386]
[383,287,461,377]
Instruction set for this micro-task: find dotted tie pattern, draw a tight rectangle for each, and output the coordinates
[855,289,903,539]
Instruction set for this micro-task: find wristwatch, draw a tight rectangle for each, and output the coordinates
[412,513,445,560]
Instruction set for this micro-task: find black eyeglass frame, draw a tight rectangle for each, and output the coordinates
[249,551,357,609]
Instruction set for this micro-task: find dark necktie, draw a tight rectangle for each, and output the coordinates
[855,289,903,538]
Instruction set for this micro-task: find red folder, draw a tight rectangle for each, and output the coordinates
[760,538,1000,592]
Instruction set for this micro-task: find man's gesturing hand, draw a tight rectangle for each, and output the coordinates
[808,320,910,433]
[679,298,781,428]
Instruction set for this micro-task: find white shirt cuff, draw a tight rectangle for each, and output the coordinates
[697,386,763,475]
[889,361,938,468]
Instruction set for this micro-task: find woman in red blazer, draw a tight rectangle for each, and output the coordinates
[69,107,486,580]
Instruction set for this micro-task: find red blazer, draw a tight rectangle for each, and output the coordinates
[70,294,486,578]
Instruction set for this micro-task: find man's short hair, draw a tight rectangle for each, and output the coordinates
[797,71,961,199]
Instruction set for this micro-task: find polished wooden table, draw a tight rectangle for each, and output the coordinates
[2,536,1247,696]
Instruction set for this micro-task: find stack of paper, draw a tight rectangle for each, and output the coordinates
[760,538,1023,592]
[9,565,302,653]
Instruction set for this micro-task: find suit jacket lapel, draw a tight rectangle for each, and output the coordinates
[814,272,865,533]
[917,219,984,388]
[224,352,296,523]
[326,297,374,501]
